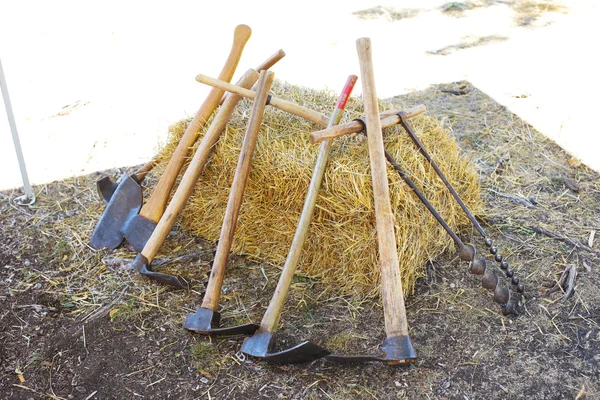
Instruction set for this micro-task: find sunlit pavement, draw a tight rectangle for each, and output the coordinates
[1,0,597,192]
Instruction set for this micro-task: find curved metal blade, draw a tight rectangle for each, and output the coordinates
[90,176,142,250]
[327,335,417,365]
[131,254,188,289]
[96,176,118,204]
[241,331,330,364]
[183,307,257,336]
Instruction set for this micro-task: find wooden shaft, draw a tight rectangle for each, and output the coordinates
[201,70,274,311]
[138,24,252,223]
[196,74,330,127]
[356,37,409,338]
[260,75,358,333]
[217,49,286,105]
[140,69,260,263]
[132,156,159,182]
[309,104,426,144]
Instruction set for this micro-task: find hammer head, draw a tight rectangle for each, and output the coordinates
[183,307,258,336]
[130,254,188,289]
[241,329,330,364]
[89,175,157,252]
[326,335,417,365]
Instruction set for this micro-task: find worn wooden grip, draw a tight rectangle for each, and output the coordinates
[202,70,275,311]
[140,69,260,263]
[309,104,427,144]
[196,74,330,127]
[356,37,409,338]
[260,75,358,333]
[139,25,252,223]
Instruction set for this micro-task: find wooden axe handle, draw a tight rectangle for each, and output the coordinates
[309,104,426,144]
[196,74,331,127]
[356,37,410,339]
[202,70,275,311]
[259,75,358,334]
[139,24,252,223]
[140,69,260,263]
[218,49,285,105]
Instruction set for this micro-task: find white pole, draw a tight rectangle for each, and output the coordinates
[0,58,36,205]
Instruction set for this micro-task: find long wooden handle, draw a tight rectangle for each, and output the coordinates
[260,75,358,334]
[202,70,275,311]
[357,37,409,338]
[217,49,286,105]
[139,24,252,223]
[309,104,427,144]
[140,69,260,263]
[196,74,330,127]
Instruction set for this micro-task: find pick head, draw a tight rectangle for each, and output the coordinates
[241,330,330,364]
[183,307,258,336]
[96,176,118,204]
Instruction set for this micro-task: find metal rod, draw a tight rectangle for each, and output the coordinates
[0,58,35,205]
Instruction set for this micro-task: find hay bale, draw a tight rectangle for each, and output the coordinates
[155,80,482,297]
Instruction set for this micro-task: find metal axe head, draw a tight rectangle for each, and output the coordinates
[241,329,330,364]
[89,175,157,252]
[183,307,258,336]
[96,176,118,204]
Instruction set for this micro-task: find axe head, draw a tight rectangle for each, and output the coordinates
[96,176,119,204]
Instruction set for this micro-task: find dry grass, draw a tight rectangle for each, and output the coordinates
[153,80,482,297]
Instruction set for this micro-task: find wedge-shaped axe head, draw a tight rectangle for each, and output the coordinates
[89,175,157,252]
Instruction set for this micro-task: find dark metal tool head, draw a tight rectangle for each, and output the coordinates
[89,175,156,252]
[241,329,330,364]
[130,254,188,289]
[97,176,119,204]
[326,335,417,365]
[183,307,258,336]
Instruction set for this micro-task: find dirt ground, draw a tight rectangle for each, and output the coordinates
[1,80,599,399]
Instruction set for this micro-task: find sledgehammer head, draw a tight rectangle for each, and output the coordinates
[241,329,331,364]
[89,175,157,252]
[183,307,258,336]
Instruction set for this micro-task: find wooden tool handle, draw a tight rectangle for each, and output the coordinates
[132,156,159,183]
[139,24,252,223]
[260,75,358,333]
[141,69,260,263]
[202,70,275,311]
[308,104,427,144]
[217,49,286,105]
[196,74,330,127]
[356,37,409,338]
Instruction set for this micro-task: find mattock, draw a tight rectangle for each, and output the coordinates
[327,38,417,364]
[129,51,285,289]
[240,75,358,364]
[183,70,274,335]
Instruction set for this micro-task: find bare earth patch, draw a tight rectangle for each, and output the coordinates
[1,82,598,399]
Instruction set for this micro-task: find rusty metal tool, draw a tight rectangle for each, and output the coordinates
[183,70,274,334]
[130,55,284,288]
[240,75,358,363]
[327,38,417,364]
[89,25,252,252]
[395,115,524,313]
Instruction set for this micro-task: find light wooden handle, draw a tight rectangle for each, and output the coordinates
[260,75,358,333]
[308,104,427,144]
[217,49,286,105]
[141,69,260,263]
[356,37,409,338]
[196,74,331,127]
[139,24,252,223]
[132,156,159,182]
[202,70,275,311]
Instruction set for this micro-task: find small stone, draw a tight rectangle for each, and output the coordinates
[395,381,402,388]
[450,283,456,289]
[75,386,86,393]
[147,359,155,366]
[24,260,31,267]
[200,377,209,384]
